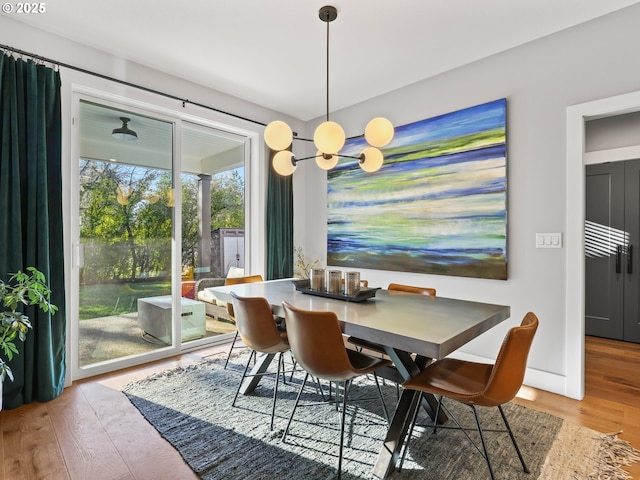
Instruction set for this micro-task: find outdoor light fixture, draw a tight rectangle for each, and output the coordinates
[264,5,394,176]
[112,117,138,141]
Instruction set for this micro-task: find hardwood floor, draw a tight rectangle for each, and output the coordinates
[1,336,639,479]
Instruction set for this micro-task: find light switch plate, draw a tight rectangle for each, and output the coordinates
[536,233,562,248]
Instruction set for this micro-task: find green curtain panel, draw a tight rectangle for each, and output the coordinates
[0,52,66,408]
[266,147,293,280]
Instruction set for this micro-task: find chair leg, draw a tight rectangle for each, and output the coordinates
[498,405,529,473]
[313,376,329,402]
[283,372,309,443]
[372,373,390,425]
[288,351,297,382]
[232,349,255,408]
[337,380,350,480]
[398,392,423,472]
[471,405,496,480]
[223,331,239,369]
[432,395,443,434]
[270,352,283,431]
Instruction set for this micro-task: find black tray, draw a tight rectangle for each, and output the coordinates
[292,279,380,303]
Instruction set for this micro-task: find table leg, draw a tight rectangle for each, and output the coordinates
[383,349,445,423]
[239,352,275,394]
[373,386,422,479]
[372,348,446,479]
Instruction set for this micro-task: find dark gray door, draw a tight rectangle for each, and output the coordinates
[585,162,625,339]
[585,159,640,343]
[623,160,640,342]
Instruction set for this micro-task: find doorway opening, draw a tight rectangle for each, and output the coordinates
[566,90,640,400]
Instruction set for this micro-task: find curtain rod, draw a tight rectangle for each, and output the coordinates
[0,42,306,138]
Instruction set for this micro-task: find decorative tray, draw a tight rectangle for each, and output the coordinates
[291,279,380,303]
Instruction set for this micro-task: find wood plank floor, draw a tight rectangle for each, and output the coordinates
[1,336,639,479]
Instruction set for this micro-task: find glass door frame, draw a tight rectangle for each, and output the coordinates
[70,86,261,380]
[177,120,252,353]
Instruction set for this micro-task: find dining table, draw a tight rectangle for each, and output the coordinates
[207,278,510,479]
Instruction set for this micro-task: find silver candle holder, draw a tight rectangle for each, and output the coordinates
[344,271,361,296]
[310,267,325,291]
[325,269,342,294]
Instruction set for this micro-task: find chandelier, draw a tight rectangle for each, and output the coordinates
[264,5,394,176]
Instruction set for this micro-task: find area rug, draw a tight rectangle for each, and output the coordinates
[122,353,639,479]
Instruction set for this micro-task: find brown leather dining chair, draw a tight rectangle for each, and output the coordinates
[281,301,391,480]
[229,291,290,430]
[399,312,539,480]
[223,274,264,369]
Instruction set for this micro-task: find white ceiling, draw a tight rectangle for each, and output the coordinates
[78,101,246,174]
[12,0,640,121]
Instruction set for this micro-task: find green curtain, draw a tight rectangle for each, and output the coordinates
[266,147,293,280]
[0,52,66,408]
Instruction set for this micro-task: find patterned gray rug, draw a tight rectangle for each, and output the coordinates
[123,353,639,480]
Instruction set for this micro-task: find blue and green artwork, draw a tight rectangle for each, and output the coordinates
[327,98,508,280]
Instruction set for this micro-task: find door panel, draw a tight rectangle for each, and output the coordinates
[77,101,175,370]
[585,162,625,340]
[623,159,640,342]
[179,122,247,345]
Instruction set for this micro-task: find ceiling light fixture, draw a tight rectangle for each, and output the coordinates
[112,117,138,141]
[264,5,394,176]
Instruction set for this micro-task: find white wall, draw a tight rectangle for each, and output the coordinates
[295,4,640,398]
[586,111,640,151]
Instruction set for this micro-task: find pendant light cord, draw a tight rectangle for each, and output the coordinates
[325,11,330,122]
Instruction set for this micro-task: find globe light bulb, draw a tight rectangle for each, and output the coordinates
[359,147,384,173]
[273,150,297,176]
[364,117,394,148]
[314,121,346,154]
[315,151,339,170]
[264,121,293,151]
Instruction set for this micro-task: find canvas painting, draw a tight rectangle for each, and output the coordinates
[327,98,507,280]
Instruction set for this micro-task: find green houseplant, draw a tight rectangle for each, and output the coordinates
[0,267,57,384]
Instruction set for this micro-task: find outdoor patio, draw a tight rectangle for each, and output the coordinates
[78,312,235,366]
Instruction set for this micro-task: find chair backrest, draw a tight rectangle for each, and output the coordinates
[388,283,436,297]
[225,274,264,286]
[282,301,357,382]
[341,278,369,288]
[478,312,539,406]
[225,274,263,317]
[230,292,288,353]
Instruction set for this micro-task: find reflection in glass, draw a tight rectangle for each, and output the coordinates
[584,220,629,258]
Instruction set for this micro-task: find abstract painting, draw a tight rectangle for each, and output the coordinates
[327,98,507,280]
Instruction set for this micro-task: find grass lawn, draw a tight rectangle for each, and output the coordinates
[79,281,171,320]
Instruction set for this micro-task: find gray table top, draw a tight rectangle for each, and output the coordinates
[208,278,510,359]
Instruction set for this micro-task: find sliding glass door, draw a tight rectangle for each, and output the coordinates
[77,101,174,369]
[74,99,249,378]
[179,122,247,346]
